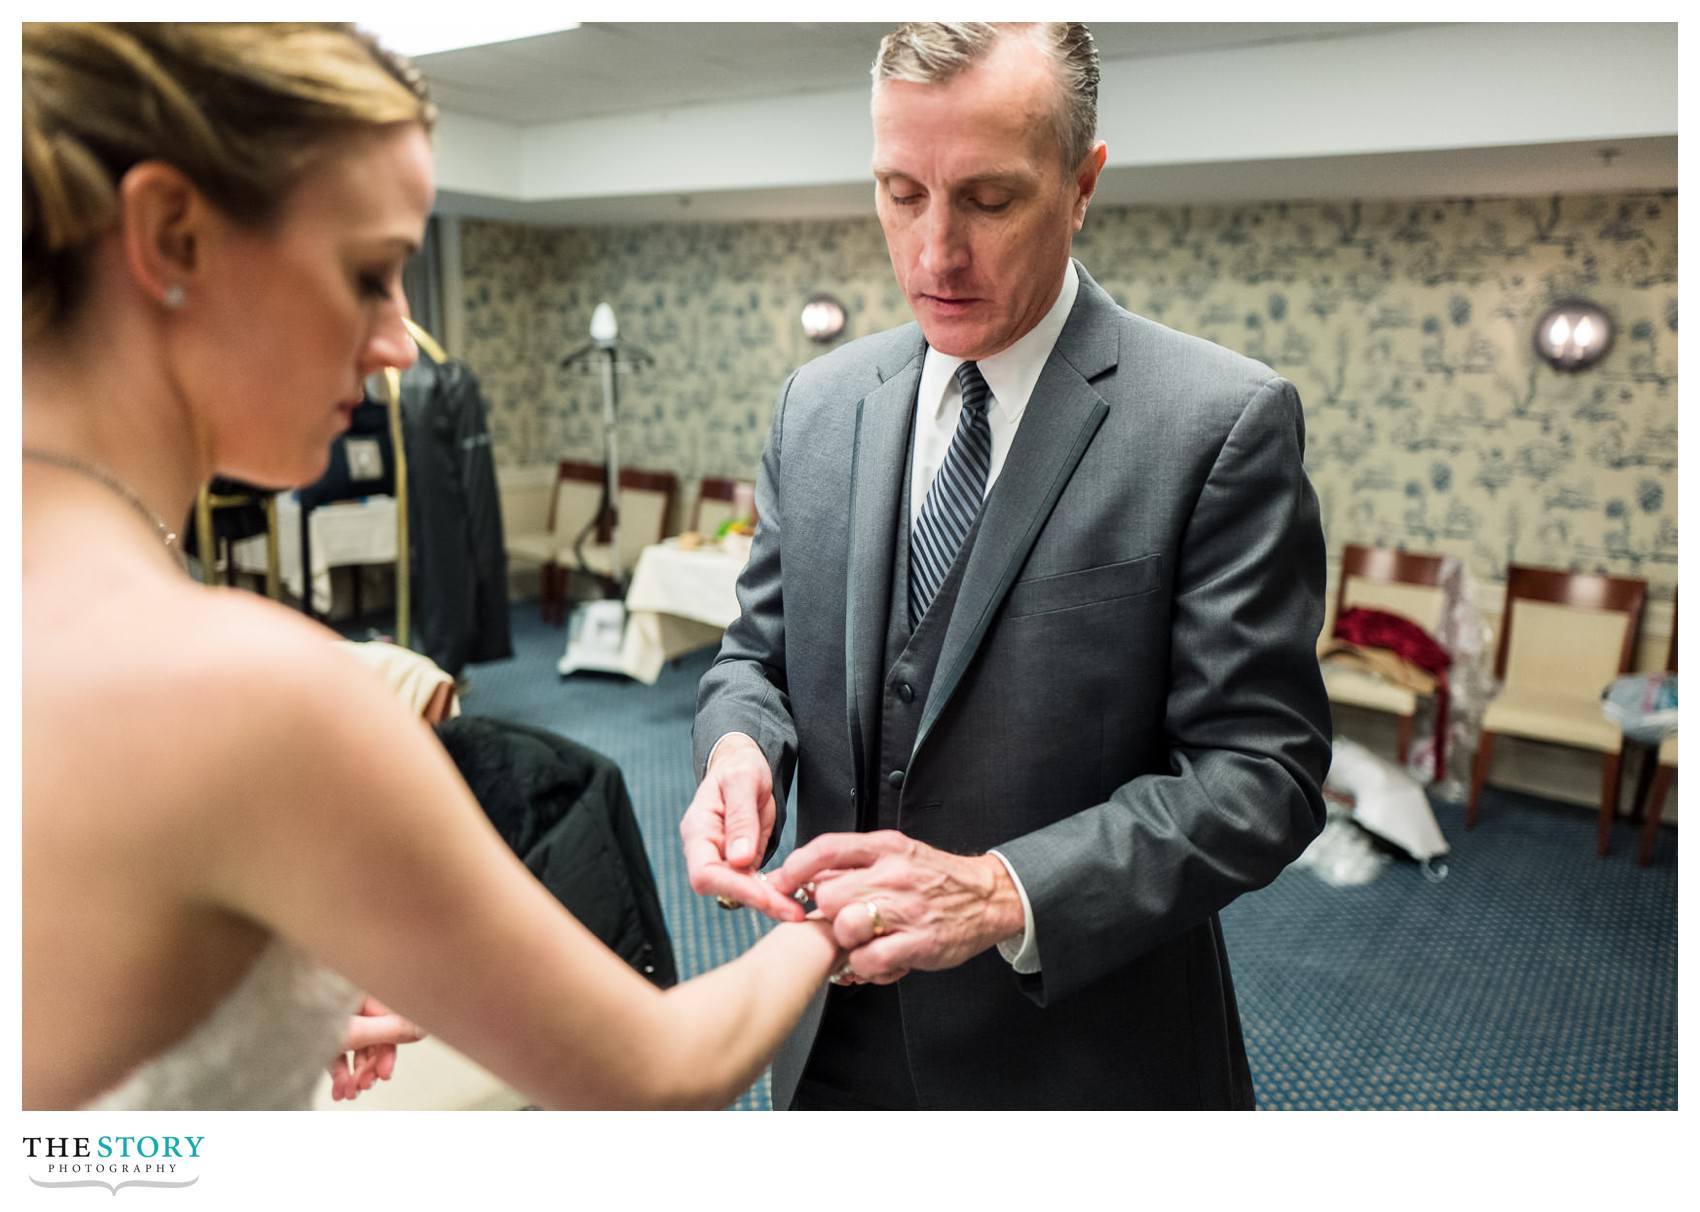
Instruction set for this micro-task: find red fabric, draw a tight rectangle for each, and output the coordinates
[1333,607,1452,781]
[1334,607,1451,675]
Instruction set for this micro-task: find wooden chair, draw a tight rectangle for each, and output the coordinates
[507,461,602,623]
[1466,563,1647,855]
[693,476,753,536]
[1321,543,1449,764]
[1638,735,1676,867]
[507,462,677,624]
[1632,602,1676,867]
[571,466,677,582]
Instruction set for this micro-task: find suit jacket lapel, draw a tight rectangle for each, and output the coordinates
[914,265,1122,760]
[845,339,925,793]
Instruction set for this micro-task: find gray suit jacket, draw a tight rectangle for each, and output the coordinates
[694,263,1331,1108]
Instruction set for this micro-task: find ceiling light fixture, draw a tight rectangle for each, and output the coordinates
[359,18,580,59]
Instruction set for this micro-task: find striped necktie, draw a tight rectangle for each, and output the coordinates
[910,361,993,625]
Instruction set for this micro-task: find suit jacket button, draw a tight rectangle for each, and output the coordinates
[887,769,905,789]
[897,682,915,703]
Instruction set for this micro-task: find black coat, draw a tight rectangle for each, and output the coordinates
[436,716,677,989]
[398,353,512,677]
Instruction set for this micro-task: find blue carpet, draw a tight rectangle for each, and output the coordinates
[458,604,1678,1110]
[1222,790,1677,1110]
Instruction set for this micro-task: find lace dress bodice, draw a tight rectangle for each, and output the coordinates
[85,940,359,1110]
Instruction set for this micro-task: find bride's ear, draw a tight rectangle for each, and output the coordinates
[115,160,208,312]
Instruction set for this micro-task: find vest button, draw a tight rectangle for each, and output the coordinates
[887,769,905,789]
[897,682,915,703]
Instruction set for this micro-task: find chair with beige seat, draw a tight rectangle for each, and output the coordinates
[1467,563,1647,855]
[505,461,600,624]
[692,475,753,537]
[1321,543,1450,766]
[1637,734,1677,867]
[569,466,676,583]
[505,460,677,625]
[1630,604,1676,867]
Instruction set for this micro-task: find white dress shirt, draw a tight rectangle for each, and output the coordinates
[908,260,1079,532]
[713,260,1080,976]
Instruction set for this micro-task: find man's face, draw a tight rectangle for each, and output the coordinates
[872,33,1105,360]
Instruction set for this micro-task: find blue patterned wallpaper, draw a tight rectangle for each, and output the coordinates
[460,191,1677,595]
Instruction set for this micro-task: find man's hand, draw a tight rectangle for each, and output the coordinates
[328,996,426,1102]
[769,831,1025,984]
[680,734,803,921]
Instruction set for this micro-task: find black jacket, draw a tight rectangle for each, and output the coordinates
[398,353,512,677]
[436,716,677,989]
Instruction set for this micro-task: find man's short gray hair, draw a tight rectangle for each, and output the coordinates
[871,22,1100,170]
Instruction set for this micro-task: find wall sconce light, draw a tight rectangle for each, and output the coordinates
[1533,298,1614,372]
[800,294,847,343]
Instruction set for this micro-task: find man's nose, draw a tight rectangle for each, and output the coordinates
[918,205,970,278]
[359,296,419,377]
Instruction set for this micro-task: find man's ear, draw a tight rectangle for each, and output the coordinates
[1072,141,1108,231]
[115,160,206,309]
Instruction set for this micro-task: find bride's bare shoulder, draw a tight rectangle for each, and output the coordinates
[152,583,363,687]
[26,580,407,783]
[23,581,443,897]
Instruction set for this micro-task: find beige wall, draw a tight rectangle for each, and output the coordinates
[463,190,1676,601]
[465,191,1678,816]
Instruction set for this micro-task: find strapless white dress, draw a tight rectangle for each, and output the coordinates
[85,940,359,1110]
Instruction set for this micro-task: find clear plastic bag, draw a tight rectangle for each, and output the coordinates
[1601,673,1678,744]
[1405,556,1495,801]
[1293,807,1390,887]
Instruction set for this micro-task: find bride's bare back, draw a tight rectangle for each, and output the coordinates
[24,500,355,1106]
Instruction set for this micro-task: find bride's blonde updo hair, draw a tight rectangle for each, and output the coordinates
[23,22,435,339]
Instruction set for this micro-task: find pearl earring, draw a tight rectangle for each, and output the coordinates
[163,284,185,309]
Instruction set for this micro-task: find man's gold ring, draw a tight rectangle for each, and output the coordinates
[864,899,887,937]
[715,895,741,911]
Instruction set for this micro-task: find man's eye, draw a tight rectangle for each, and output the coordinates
[973,198,1011,214]
[890,190,922,206]
[359,273,394,301]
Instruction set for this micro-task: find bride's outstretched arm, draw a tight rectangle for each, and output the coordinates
[192,614,840,1110]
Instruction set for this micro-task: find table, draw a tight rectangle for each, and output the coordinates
[559,537,749,684]
[232,493,397,616]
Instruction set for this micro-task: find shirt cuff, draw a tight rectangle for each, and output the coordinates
[987,849,1041,975]
[705,731,758,774]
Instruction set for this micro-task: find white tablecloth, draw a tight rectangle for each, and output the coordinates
[560,538,749,684]
[233,494,397,614]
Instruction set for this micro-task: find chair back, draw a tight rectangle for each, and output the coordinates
[547,460,605,531]
[550,461,678,562]
[615,468,678,566]
[1336,543,1449,634]
[694,476,752,535]
[1496,563,1646,695]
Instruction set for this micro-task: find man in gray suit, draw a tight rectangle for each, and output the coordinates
[682,21,1331,1109]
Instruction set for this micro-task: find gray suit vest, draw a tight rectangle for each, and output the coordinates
[799,418,983,1110]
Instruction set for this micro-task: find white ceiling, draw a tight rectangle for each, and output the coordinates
[416,22,1431,125]
[416,22,1677,222]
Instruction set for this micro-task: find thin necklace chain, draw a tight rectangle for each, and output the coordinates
[23,447,180,548]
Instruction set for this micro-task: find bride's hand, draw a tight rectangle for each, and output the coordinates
[328,996,426,1102]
